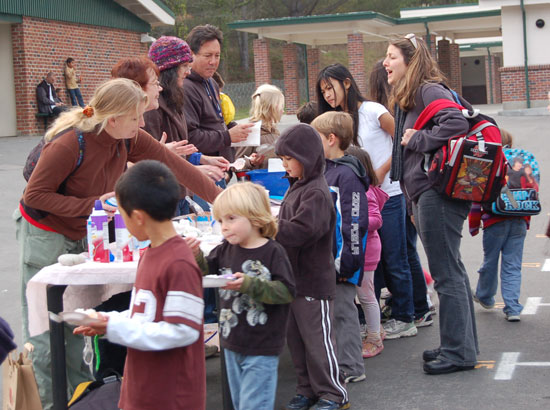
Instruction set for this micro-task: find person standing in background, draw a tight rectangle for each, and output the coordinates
[64,58,85,108]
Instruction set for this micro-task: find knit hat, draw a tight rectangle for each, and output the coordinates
[0,317,16,363]
[148,36,193,72]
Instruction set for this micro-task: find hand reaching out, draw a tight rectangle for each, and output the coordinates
[73,313,109,337]
[160,132,198,156]
[197,165,225,181]
[200,155,230,171]
[183,236,201,257]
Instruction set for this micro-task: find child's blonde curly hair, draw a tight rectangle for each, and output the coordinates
[212,182,278,239]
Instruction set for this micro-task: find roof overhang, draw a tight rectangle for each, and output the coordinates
[459,41,503,57]
[114,0,175,27]
[228,9,502,46]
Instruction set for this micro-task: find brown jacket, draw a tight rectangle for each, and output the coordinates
[143,95,191,199]
[143,95,188,143]
[22,127,221,240]
[183,71,234,161]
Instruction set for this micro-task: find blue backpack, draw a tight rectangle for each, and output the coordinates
[491,148,541,216]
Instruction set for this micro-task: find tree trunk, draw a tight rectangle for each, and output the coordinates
[238,31,249,72]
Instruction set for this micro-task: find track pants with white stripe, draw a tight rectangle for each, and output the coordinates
[287,296,348,404]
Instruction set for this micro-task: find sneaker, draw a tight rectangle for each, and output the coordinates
[359,323,368,339]
[429,305,437,315]
[506,313,521,322]
[343,373,366,383]
[285,394,316,410]
[380,287,392,299]
[310,399,350,410]
[473,294,495,309]
[380,326,386,341]
[383,319,418,339]
[205,344,218,358]
[362,339,384,358]
[380,304,392,323]
[414,311,434,328]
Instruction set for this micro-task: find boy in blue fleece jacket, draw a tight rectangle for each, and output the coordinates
[312,111,369,383]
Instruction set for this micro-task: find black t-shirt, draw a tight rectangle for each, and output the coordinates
[207,239,294,356]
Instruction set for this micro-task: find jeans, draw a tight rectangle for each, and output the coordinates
[476,219,526,316]
[413,189,478,366]
[68,88,85,107]
[224,349,279,410]
[406,214,430,319]
[374,194,414,322]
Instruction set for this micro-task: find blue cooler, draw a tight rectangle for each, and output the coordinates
[246,169,289,197]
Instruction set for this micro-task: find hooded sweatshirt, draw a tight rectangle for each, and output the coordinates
[324,155,370,286]
[275,124,337,300]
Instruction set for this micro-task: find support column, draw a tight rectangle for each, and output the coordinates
[437,39,451,79]
[307,47,320,101]
[438,39,462,95]
[347,33,366,95]
[423,34,437,58]
[283,43,299,114]
[485,54,502,104]
[253,38,271,87]
[449,42,462,95]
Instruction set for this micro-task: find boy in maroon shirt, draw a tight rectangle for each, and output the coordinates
[74,160,205,410]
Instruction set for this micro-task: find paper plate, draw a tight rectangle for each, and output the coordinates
[58,312,104,326]
[203,275,231,288]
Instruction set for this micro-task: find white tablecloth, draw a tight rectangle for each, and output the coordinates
[26,261,138,337]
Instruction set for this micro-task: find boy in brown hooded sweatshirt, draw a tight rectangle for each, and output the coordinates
[275,124,349,410]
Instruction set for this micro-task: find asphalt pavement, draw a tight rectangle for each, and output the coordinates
[1,110,550,409]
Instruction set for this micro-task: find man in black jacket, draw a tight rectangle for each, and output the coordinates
[36,72,67,116]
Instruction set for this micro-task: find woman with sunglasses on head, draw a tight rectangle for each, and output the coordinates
[383,33,479,374]
[316,64,420,343]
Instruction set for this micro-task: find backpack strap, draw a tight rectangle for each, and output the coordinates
[413,99,465,130]
[414,98,482,130]
[75,133,85,168]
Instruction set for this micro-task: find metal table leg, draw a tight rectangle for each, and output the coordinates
[47,285,68,410]
[215,289,233,410]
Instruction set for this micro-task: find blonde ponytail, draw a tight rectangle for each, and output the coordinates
[45,78,148,141]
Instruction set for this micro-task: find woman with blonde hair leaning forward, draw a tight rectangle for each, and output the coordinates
[383,34,479,374]
[16,78,221,409]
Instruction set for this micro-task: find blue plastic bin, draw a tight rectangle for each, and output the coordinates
[246,169,289,197]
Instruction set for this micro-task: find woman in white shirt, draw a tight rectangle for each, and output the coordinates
[316,63,417,340]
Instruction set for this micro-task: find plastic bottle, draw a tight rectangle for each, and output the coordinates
[185,195,210,233]
[88,200,110,263]
[131,237,151,261]
[114,211,133,262]
[196,215,210,233]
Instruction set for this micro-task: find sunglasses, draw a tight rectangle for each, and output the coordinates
[405,33,418,50]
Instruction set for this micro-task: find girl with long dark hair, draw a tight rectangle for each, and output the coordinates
[316,63,419,341]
